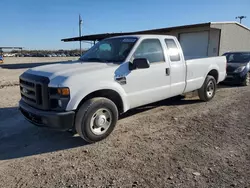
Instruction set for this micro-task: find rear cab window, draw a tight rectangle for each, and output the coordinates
[165,39,181,62]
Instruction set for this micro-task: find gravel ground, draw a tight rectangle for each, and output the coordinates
[0,58,249,188]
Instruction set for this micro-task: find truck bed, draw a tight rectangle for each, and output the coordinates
[184,56,227,93]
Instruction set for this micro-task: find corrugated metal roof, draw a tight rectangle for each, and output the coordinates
[62,21,250,42]
[62,22,211,42]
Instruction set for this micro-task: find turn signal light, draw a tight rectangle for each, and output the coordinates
[57,88,70,96]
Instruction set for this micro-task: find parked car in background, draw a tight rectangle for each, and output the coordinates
[0,55,4,64]
[37,53,46,57]
[223,52,250,86]
[15,54,24,57]
[19,35,226,143]
[4,53,15,57]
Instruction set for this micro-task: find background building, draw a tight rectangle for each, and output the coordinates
[62,21,250,58]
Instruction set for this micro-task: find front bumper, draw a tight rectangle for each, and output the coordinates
[222,72,247,84]
[19,100,75,131]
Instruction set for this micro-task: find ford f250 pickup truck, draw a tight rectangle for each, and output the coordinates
[19,35,227,143]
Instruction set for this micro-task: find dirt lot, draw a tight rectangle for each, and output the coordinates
[0,58,249,188]
[0,57,78,88]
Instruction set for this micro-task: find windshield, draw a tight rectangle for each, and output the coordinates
[80,37,138,63]
[223,52,250,63]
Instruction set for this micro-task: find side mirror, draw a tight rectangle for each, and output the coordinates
[130,58,150,70]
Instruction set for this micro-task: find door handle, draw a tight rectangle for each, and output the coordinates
[166,68,170,76]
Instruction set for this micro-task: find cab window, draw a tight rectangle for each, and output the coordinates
[132,39,165,63]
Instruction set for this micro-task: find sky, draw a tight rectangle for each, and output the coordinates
[1,0,250,50]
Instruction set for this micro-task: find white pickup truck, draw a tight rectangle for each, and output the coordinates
[19,35,226,142]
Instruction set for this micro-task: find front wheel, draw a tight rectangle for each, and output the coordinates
[198,75,217,102]
[75,97,118,143]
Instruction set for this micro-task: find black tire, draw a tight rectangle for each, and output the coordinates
[75,97,118,143]
[242,72,250,86]
[198,75,217,102]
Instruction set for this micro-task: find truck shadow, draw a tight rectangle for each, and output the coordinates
[120,83,243,120]
[0,97,201,160]
[218,83,244,88]
[120,96,201,119]
[0,107,87,160]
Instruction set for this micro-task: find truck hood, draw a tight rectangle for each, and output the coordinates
[26,60,117,80]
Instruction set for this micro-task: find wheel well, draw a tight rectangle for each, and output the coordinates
[208,69,218,83]
[77,89,124,114]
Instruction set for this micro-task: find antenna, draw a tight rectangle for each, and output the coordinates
[79,14,83,55]
[235,16,247,24]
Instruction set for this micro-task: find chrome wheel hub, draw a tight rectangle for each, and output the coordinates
[90,108,112,135]
[95,114,107,128]
[207,81,214,97]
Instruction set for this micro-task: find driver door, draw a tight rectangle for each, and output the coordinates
[120,38,171,109]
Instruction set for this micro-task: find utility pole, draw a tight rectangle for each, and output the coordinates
[79,14,83,55]
[235,16,247,24]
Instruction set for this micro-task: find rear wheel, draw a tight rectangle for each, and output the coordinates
[75,97,118,143]
[198,75,217,102]
[242,72,250,86]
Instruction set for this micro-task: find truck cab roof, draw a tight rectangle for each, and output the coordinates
[107,34,176,40]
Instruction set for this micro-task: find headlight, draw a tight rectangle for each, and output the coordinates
[234,66,246,73]
[49,87,70,110]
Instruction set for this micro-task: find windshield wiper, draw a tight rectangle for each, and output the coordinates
[80,57,104,62]
[87,58,105,62]
[80,57,121,64]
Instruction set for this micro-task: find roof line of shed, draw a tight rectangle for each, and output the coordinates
[62,21,250,42]
[211,21,250,31]
[62,22,211,42]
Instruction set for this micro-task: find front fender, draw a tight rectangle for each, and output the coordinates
[241,64,250,77]
[66,81,129,112]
